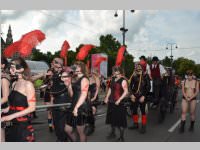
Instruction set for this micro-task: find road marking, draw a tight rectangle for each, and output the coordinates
[168,119,182,133]
[168,100,200,133]
[96,112,106,117]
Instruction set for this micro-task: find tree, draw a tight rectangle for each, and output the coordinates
[99,34,121,53]
[31,49,48,63]
[162,56,172,67]
[173,57,196,77]
[195,64,200,78]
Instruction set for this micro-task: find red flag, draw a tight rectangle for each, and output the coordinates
[94,56,107,67]
[76,44,94,60]
[18,30,46,57]
[115,46,126,66]
[3,41,20,58]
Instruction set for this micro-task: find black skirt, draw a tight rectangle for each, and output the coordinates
[66,111,86,127]
[105,102,127,128]
[6,122,35,142]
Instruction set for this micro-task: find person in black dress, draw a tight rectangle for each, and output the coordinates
[104,66,128,142]
[85,69,100,136]
[1,56,10,142]
[1,57,36,142]
[65,61,89,142]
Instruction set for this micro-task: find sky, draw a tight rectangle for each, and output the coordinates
[1,10,200,63]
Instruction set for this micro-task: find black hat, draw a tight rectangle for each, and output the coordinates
[139,55,146,60]
[152,56,159,61]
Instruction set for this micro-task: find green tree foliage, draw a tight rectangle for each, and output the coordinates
[162,56,172,67]
[173,57,199,78]
[99,34,121,53]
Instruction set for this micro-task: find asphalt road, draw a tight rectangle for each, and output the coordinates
[32,90,200,142]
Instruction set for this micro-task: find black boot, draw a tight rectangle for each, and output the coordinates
[106,126,116,139]
[116,127,125,142]
[33,111,38,119]
[49,126,53,132]
[189,121,195,132]
[179,120,185,133]
[158,111,165,123]
[116,137,125,142]
[140,125,146,134]
[128,123,139,130]
[86,125,95,136]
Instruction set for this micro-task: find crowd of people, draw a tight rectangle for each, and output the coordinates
[1,54,199,142]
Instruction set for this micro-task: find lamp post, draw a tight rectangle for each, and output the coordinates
[166,43,178,67]
[114,10,135,46]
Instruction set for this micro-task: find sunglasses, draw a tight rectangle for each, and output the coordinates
[9,63,23,70]
[61,75,70,78]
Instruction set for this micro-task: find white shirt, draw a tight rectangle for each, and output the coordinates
[146,64,150,76]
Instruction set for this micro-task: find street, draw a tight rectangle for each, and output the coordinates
[32,90,200,142]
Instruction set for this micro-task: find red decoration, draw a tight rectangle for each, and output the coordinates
[3,41,20,58]
[115,46,126,66]
[18,30,46,57]
[94,56,107,67]
[60,40,70,58]
[76,44,95,60]
[139,59,146,66]
[60,40,70,66]
[87,60,90,70]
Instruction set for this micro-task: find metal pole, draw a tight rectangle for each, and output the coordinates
[123,10,125,46]
[171,44,173,61]
[35,103,72,110]
[171,44,173,67]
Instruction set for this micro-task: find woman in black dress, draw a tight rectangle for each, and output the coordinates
[85,69,100,136]
[1,56,10,142]
[104,66,128,142]
[1,57,36,142]
[65,61,89,142]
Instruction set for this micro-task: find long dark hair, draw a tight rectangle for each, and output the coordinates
[74,61,89,77]
[1,56,9,71]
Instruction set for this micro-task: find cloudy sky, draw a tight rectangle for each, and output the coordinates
[1,10,200,63]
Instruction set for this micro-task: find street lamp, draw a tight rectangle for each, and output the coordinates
[166,43,178,67]
[114,10,135,46]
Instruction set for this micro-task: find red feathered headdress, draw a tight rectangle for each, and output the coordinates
[60,40,70,58]
[115,46,126,66]
[76,44,95,60]
[60,40,70,66]
[3,41,20,58]
[18,30,46,57]
[94,56,107,68]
